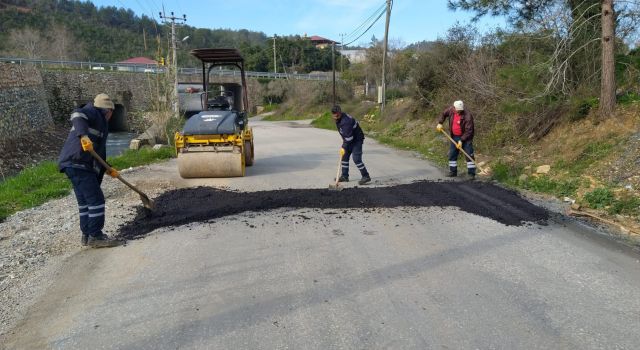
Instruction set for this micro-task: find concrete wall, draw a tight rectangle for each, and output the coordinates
[0,64,52,139]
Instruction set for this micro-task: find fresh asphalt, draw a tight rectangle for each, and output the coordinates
[4,119,640,349]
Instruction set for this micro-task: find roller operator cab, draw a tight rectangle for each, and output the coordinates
[174,48,254,178]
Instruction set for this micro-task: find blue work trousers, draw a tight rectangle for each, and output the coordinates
[448,136,476,175]
[341,140,369,178]
[64,167,105,237]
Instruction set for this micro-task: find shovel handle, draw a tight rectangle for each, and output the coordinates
[439,129,485,174]
[334,149,342,186]
[87,149,150,200]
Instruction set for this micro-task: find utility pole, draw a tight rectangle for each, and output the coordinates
[273,35,277,74]
[332,41,336,105]
[340,33,345,73]
[159,11,186,114]
[381,0,391,114]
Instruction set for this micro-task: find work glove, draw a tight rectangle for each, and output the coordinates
[340,148,346,157]
[456,141,463,150]
[107,168,119,178]
[80,136,93,152]
[436,123,443,132]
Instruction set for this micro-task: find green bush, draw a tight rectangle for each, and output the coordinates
[617,92,640,105]
[491,162,519,183]
[608,193,640,215]
[521,176,579,197]
[584,187,615,209]
[570,97,599,121]
[386,88,407,100]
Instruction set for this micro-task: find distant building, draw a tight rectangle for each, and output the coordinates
[116,57,158,72]
[309,35,336,49]
[339,49,367,64]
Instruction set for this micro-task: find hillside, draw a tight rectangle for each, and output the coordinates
[0,0,337,72]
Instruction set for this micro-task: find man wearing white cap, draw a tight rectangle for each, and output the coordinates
[436,100,476,178]
[58,93,122,248]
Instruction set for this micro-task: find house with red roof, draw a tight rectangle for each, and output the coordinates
[308,35,336,49]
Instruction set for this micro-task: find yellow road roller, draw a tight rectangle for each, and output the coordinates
[175,48,254,178]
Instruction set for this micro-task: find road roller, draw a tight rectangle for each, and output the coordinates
[175,48,254,178]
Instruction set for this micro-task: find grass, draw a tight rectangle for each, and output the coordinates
[107,146,175,169]
[584,187,640,216]
[554,141,617,176]
[0,162,70,222]
[310,112,335,130]
[0,147,176,222]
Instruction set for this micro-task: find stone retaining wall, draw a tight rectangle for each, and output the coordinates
[40,70,155,124]
[0,64,52,139]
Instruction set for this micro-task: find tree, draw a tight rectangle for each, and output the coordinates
[600,0,616,116]
[447,0,620,117]
[7,27,42,58]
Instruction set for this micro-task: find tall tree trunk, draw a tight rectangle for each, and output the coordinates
[600,0,616,117]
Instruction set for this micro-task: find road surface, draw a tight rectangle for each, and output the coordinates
[4,119,640,349]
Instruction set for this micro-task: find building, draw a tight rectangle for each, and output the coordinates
[339,49,367,64]
[309,35,336,49]
[116,57,158,72]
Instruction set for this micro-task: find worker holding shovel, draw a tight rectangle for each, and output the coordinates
[332,105,371,185]
[436,100,476,179]
[58,93,122,248]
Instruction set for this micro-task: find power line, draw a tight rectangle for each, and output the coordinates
[343,5,387,46]
[342,1,387,43]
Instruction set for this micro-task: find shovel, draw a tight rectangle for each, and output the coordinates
[87,149,155,210]
[328,148,346,191]
[438,129,487,175]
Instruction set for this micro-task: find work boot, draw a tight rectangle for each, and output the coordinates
[87,234,123,248]
[358,176,371,185]
[468,173,476,181]
[337,175,349,182]
[81,234,88,246]
[445,171,457,177]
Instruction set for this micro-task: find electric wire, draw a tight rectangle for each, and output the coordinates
[341,1,387,43]
[342,1,391,46]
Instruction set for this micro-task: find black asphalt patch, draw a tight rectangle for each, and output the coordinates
[117,181,549,240]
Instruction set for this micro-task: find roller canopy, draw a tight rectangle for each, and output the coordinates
[191,48,244,63]
[182,111,241,135]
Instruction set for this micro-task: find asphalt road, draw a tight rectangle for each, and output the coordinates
[4,119,640,349]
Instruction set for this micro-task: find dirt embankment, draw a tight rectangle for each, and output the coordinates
[0,125,68,179]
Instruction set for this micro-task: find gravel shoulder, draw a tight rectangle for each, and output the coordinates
[0,165,174,337]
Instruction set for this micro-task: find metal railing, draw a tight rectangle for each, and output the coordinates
[0,57,334,81]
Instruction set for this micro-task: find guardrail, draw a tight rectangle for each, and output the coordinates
[0,57,334,81]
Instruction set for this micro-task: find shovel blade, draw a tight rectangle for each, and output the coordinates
[139,194,155,210]
[328,183,343,191]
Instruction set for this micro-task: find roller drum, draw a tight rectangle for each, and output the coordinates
[178,151,244,178]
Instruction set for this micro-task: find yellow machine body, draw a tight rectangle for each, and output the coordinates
[174,48,255,178]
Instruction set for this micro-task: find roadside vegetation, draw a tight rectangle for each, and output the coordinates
[0,147,174,222]
[261,2,640,237]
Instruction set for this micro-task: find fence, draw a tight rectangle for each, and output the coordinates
[0,57,334,81]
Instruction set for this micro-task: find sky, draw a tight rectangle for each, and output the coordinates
[90,0,507,47]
